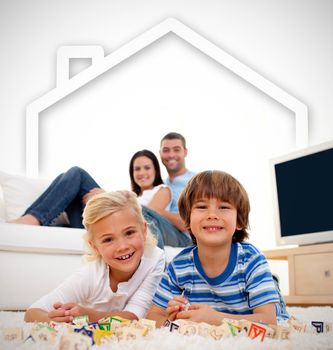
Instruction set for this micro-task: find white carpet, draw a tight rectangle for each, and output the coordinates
[1,307,333,349]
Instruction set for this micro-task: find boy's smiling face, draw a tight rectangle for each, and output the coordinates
[190,197,240,247]
[89,208,146,282]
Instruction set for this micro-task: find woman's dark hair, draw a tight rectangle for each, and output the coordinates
[129,149,164,195]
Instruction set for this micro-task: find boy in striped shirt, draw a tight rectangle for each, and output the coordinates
[147,170,288,327]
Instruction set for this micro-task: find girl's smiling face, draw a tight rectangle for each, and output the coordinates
[190,197,240,247]
[89,208,146,282]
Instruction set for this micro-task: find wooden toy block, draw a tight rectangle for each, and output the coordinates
[289,316,307,332]
[179,322,199,336]
[163,319,183,333]
[115,326,146,340]
[73,315,89,328]
[31,326,57,344]
[197,322,211,337]
[311,321,333,333]
[59,333,92,350]
[2,328,24,343]
[238,319,252,333]
[93,329,114,345]
[138,318,156,331]
[247,322,267,341]
[209,325,225,340]
[269,324,291,340]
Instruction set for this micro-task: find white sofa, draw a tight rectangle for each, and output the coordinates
[0,177,87,310]
[0,171,181,310]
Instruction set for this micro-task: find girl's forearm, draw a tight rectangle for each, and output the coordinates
[24,308,50,323]
[25,307,138,324]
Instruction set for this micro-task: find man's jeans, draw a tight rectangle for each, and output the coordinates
[24,166,191,249]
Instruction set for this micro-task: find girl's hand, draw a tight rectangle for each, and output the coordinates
[47,303,73,323]
[48,302,88,323]
[176,303,222,325]
[166,296,189,321]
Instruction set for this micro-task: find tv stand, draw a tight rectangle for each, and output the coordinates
[263,243,333,305]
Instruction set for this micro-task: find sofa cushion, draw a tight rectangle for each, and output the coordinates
[0,223,86,254]
[0,171,51,220]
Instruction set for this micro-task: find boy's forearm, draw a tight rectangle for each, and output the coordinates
[222,303,277,325]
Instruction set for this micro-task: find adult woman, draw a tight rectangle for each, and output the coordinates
[130,150,191,248]
[129,149,171,213]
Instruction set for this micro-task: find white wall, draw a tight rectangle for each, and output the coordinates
[1,0,333,250]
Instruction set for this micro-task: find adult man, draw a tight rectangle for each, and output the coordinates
[141,132,195,247]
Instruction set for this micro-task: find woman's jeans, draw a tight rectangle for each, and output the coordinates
[24,166,191,249]
[24,166,99,228]
[141,207,191,248]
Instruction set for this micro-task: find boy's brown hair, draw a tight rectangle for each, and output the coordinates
[178,170,250,244]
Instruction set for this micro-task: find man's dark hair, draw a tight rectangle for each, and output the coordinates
[160,132,186,149]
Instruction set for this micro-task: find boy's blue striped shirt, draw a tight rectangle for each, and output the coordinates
[153,242,289,321]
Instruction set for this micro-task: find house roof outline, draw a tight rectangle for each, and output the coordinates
[26,17,308,176]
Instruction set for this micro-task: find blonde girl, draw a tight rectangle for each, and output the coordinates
[25,190,165,323]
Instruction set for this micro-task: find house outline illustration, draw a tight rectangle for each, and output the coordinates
[26,17,308,176]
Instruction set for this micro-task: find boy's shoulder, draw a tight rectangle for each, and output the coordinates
[171,245,196,263]
[236,241,263,259]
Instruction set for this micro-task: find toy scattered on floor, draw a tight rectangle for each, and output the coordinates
[164,316,332,342]
[1,327,24,343]
[1,315,156,348]
[311,320,332,333]
[1,315,332,348]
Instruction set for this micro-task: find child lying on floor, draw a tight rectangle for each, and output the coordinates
[147,170,289,327]
[25,190,165,323]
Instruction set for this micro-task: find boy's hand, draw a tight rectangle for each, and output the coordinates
[48,302,88,323]
[176,303,222,325]
[166,296,189,321]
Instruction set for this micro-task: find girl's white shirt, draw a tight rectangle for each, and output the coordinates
[29,245,165,319]
[138,184,171,211]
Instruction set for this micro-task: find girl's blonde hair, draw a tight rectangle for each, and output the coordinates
[82,190,156,261]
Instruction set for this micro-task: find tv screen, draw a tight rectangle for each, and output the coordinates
[271,140,333,246]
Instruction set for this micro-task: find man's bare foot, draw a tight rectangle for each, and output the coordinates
[8,214,41,225]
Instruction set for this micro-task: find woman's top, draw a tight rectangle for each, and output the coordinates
[138,184,171,211]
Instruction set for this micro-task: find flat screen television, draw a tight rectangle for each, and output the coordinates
[270,139,333,246]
